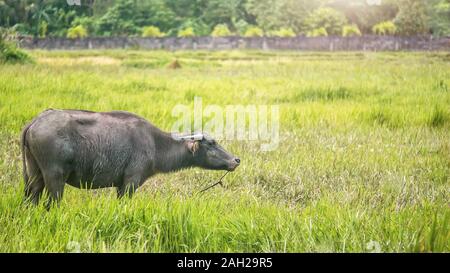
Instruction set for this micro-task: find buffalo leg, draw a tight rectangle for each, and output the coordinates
[117,174,141,198]
[23,149,45,205]
[42,169,66,210]
[25,175,45,206]
[117,185,135,198]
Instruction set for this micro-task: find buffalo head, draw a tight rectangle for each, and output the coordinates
[179,133,240,171]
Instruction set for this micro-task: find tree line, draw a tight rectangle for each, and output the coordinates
[0,0,449,38]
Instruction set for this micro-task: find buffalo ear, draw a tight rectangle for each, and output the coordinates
[187,140,200,154]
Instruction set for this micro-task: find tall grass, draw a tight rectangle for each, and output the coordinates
[0,50,448,252]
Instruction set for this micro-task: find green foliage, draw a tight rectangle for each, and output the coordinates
[327,0,398,34]
[29,0,51,37]
[278,0,320,33]
[372,21,397,35]
[394,0,429,35]
[244,26,264,37]
[175,19,210,37]
[46,8,77,37]
[0,0,448,38]
[67,25,88,39]
[134,0,177,30]
[245,0,318,33]
[245,0,284,31]
[342,24,362,37]
[268,27,296,37]
[203,0,248,31]
[0,28,32,64]
[142,26,165,37]
[305,7,347,36]
[428,0,450,37]
[234,19,250,35]
[0,42,32,64]
[211,24,232,37]
[96,0,140,36]
[38,21,48,38]
[306,27,328,37]
[71,16,97,36]
[178,27,195,37]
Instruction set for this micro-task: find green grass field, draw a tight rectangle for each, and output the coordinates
[0,50,449,252]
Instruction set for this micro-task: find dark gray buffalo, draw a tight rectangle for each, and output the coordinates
[21,109,240,208]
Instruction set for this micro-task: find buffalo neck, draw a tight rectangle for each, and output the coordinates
[153,131,195,173]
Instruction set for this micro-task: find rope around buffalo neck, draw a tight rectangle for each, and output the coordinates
[198,171,229,194]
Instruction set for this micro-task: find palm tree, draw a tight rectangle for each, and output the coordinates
[29,0,50,37]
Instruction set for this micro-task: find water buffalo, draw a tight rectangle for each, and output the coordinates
[21,109,240,208]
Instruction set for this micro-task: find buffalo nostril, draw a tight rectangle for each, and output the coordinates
[235,158,240,164]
